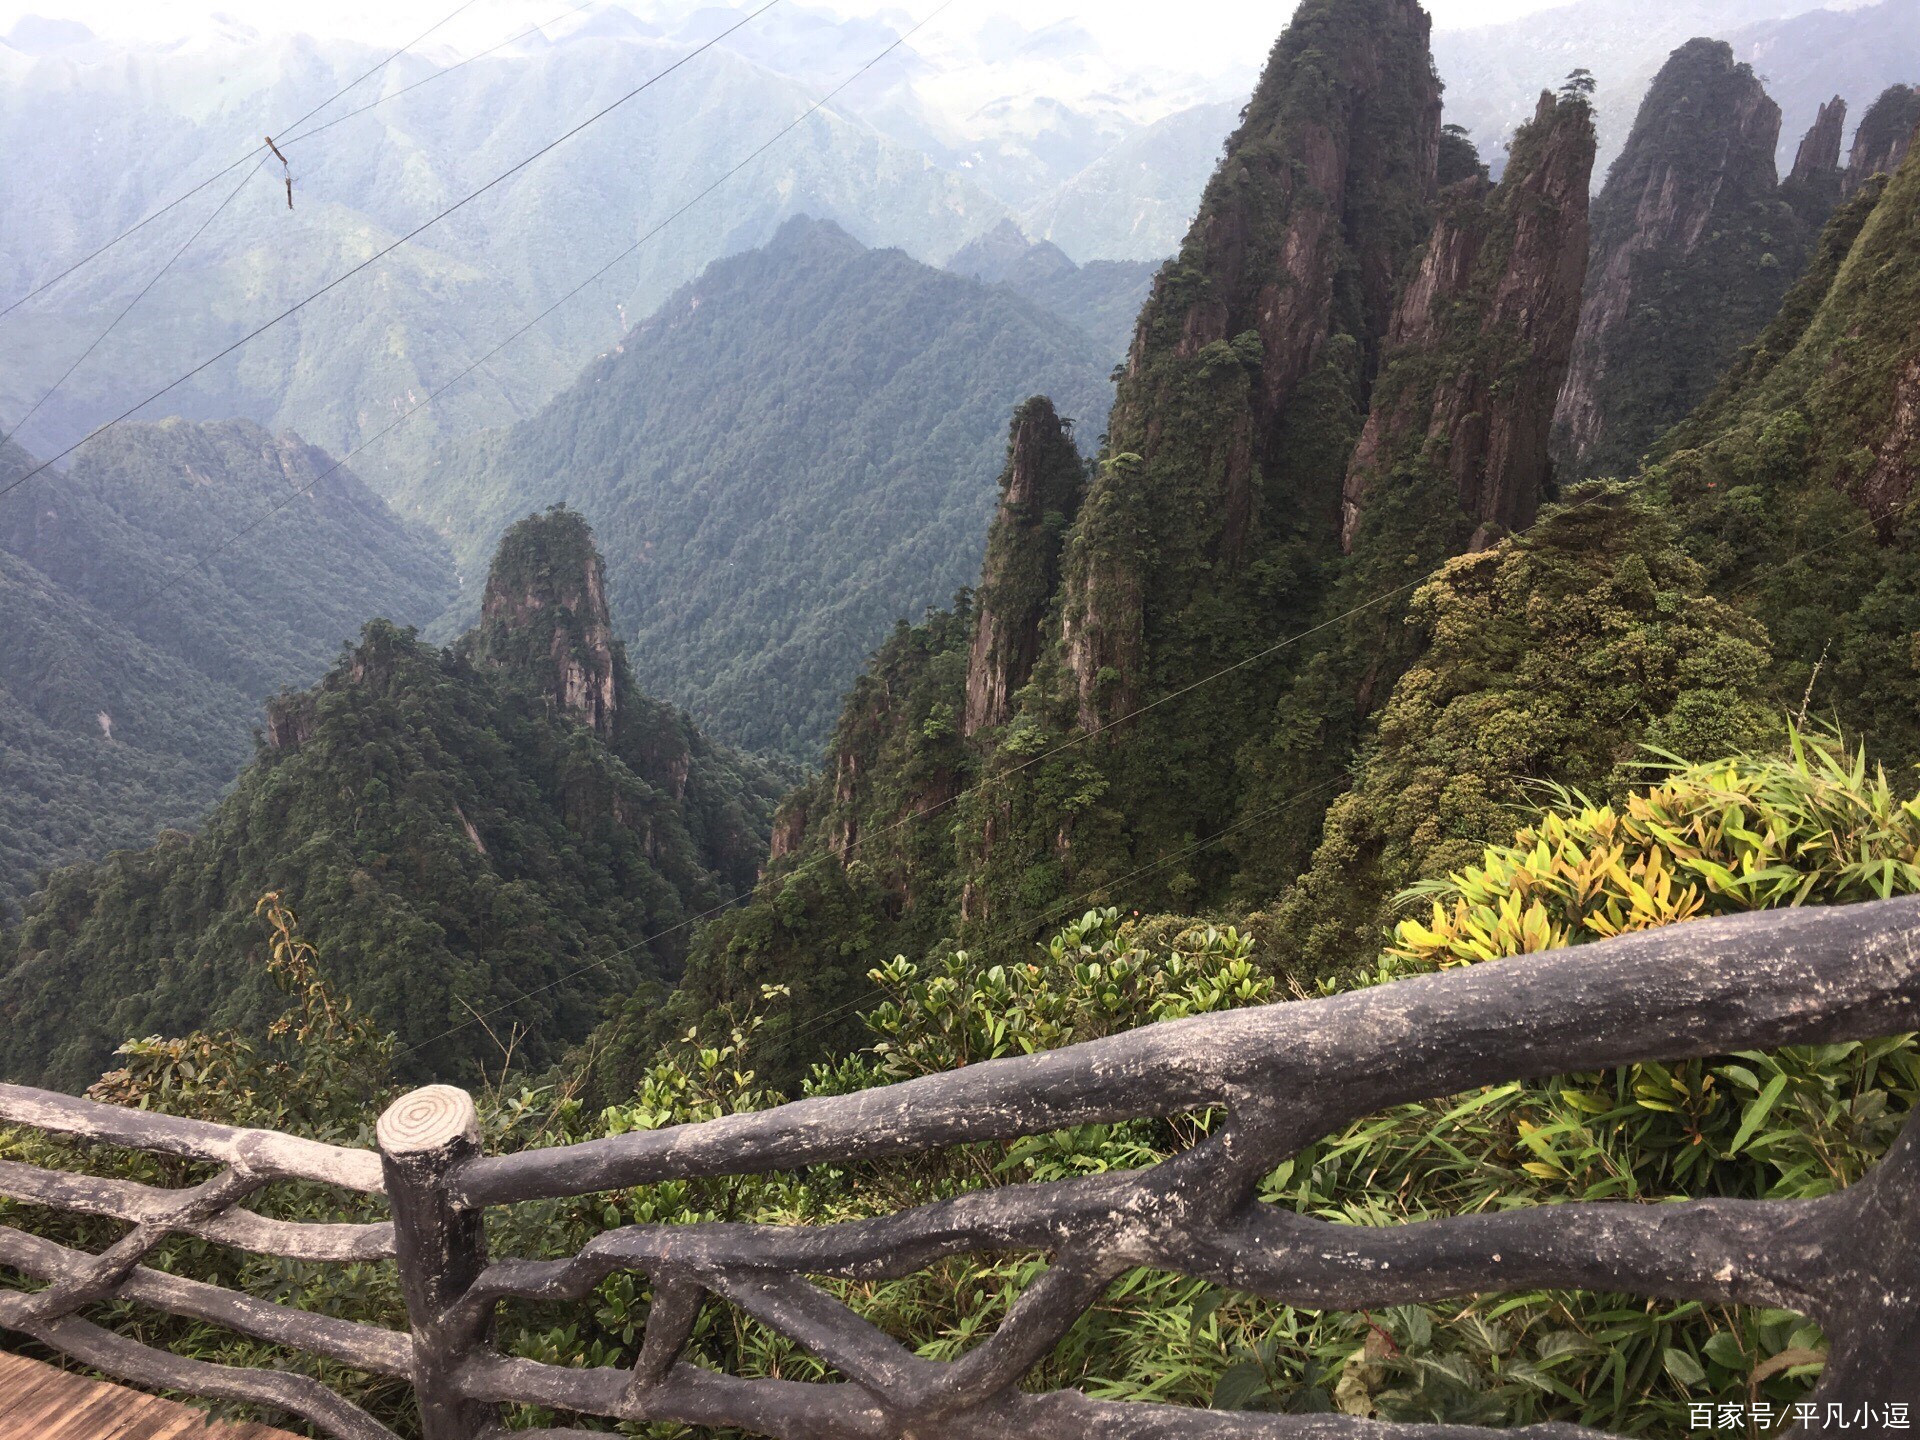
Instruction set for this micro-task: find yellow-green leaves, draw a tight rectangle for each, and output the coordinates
[1391,726,1920,968]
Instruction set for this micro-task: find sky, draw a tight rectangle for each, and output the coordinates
[0,0,1587,60]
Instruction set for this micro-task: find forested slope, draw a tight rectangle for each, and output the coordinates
[397,217,1112,761]
[615,0,1603,1086]
[0,423,455,909]
[0,509,780,1088]
[606,18,1920,1094]
[945,219,1160,363]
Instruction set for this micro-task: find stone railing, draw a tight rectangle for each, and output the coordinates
[5,897,1920,1439]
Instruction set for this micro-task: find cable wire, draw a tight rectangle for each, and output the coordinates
[0,1,610,462]
[0,0,779,507]
[0,0,487,325]
[116,0,940,618]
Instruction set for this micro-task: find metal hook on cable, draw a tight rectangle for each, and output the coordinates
[264,135,293,209]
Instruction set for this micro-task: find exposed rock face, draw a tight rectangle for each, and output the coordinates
[264,693,317,753]
[1553,39,1801,480]
[1060,0,1442,727]
[471,506,621,739]
[1790,96,1848,187]
[1857,352,1920,522]
[1342,91,1595,550]
[963,399,1084,735]
[767,799,808,864]
[1845,84,1920,197]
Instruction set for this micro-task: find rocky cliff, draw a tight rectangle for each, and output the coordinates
[1059,0,1442,730]
[963,399,1086,736]
[654,0,1609,1073]
[1789,95,1848,187]
[1844,83,1920,196]
[1342,90,1595,551]
[458,507,779,889]
[1553,39,1810,480]
[468,507,622,740]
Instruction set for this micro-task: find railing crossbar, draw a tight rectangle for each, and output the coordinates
[0,1158,395,1260]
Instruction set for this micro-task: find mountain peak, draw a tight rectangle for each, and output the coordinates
[1846,83,1920,196]
[471,505,622,739]
[768,213,865,256]
[1789,95,1848,188]
[1554,33,1798,477]
[947,218,1077,287]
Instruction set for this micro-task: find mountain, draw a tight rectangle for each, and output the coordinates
[1552,38,1840,481]
[1429,0,1920,179]
[1844,82,1920,194]
[1341,90,1595,548]
[394,217,1113,762]
[1731,2,1920,176]
[1652,133,1920,763]
[0,20,1011,484]
[945,218,1159,362]
[0,421,455,911]
[1020,101,1242,263]
[7,2,1902,514]
[645,0,1598,1085]
[1272,122,1920,983]
[0,508,782,1089]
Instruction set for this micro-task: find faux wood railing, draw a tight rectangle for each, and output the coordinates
[5,897,1920,1439]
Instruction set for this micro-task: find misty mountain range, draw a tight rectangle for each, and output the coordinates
[7,0,1913,481]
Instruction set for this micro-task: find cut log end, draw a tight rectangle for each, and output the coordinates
[377,1086,478,1157]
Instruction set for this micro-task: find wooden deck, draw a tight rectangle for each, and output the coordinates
[0,1350,305,1439]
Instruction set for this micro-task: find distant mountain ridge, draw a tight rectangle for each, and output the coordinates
[0,21,1013,482]
[1431,0,1920,178]
[0,420,456,910]
[945,218,1159,364]
[398,216,1113,762]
